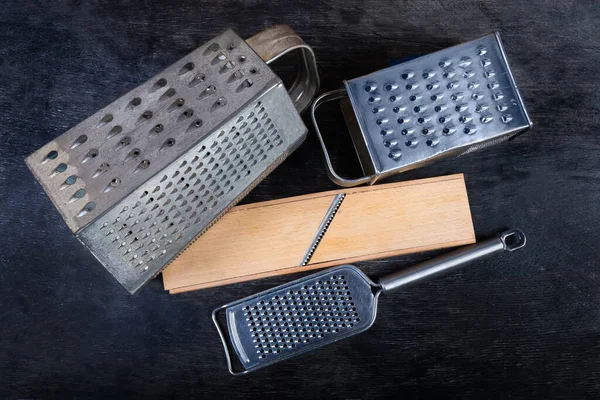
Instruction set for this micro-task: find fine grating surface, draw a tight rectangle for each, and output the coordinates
[344,33,531,179]
[225,266,377,371]
[78,85,305,293]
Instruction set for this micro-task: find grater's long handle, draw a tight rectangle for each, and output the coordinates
[246,25,319,114]
[379,229,526,294]
[311,89,377,187]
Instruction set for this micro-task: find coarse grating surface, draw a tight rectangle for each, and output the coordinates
[78,84,305,293]
[25,28,309,293]
[344,33,531,180]
[225,266,377,371]
[25,29,278,234]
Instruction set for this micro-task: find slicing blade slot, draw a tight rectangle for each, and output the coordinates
[299,193,346,266]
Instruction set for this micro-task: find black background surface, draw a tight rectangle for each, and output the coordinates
[1,1,599,398]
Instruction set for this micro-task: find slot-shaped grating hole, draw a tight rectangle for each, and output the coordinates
[97,102,282,271]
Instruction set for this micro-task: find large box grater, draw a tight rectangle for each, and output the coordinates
[25,26,319,293]
[311,32,532,187]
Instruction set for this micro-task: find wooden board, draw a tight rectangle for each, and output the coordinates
[162,174,475,293]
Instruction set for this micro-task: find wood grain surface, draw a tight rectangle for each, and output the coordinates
[163,174,474,292]
[1,0,599,398]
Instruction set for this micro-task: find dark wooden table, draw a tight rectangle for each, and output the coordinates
[1,0,599,398]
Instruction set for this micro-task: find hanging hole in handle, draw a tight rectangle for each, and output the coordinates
[501,229,526,251]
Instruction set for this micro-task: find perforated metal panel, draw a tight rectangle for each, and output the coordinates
[342,32,532,183]
[223,266,377,372]
[26,29,307,293]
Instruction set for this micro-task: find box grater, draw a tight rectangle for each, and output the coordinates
[311,32,532,187]
[25,25,319,294]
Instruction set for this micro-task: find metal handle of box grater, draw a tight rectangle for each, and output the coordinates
[311,89,378,187]
[247,25,320,114]
[379,229,527,294]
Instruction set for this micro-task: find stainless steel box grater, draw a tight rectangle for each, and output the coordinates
[25,26,319,293]
[311,32,532,187]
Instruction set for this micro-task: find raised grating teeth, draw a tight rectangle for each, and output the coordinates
[300,193,346,266]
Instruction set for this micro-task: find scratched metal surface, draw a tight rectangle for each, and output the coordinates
[0,0,599,398]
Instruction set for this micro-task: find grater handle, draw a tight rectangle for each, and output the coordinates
[246,25,319,114]
[379,229,526,294]
[311,89,377,187]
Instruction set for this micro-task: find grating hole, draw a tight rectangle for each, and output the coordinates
[71,135,87,149]
[128,97,142,109]
[83,148,98,162]
[54,163,67,174]
[179,109,194,121]
[73,188,86,199]
[97,114,113,127]
[42,150,58,164]
[151,78,167,92]
[141,111,153,120]
[159,88,177,101]
[119,137,132,147]
[152,124,164,134]
[137,160,150,170]
[188,119,203,131]
[64,175,77,185]
[80,201,96,215]
[204,42,220,54]
[169,98,185,111]
[178,62,195,75]
[93,163,110,178]
[126,148,141,162]
[106,126,122,139]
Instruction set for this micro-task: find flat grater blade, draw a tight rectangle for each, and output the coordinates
[213,229,526,374]
[311,32,533,187]
[25,26,319,294]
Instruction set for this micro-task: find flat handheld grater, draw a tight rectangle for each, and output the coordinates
[25,25,319,294]
[213,229,526,375]
[311,32,532,187]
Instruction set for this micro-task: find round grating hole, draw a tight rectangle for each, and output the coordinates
[64,175,77,185]
[55,163,67,173]
[128,97,142,108]
[244,274,358,356]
